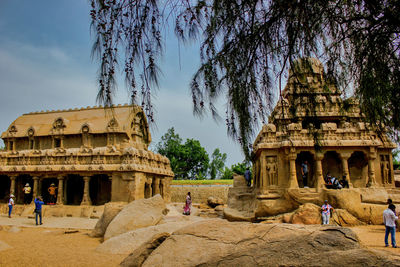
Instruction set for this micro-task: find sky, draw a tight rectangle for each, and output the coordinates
[0,0,251,167]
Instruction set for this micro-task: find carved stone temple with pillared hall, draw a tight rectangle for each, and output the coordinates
[225,58,398,223]
[0,104,173,205]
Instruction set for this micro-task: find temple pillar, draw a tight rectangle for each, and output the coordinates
[81,176,92,205]
[56,175,65,205]
[367,151,378,188]
[288,151,299,188]
[261,152,268,193]
[9,175,17,195]
[32,176,40,199]
[340,152,353,188]
[153,177,160,196]
[315,153,325,192]
[161,177,172,202]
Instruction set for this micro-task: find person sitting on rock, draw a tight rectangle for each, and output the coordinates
[325,173,333,189]
[48,183,57,204]
[321,200,334,225]
[331,177,342,189]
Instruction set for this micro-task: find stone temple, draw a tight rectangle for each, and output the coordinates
[0,104,173,205]
[226,58,398,223]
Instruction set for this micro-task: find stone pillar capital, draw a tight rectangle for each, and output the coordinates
[33,176,40,180]
[339,152,352,160]
[83,176,91,182]
[315,152,324,161]
[57,175,65,180]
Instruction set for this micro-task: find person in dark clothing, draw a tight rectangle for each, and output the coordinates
[339,176,349,188]
[301,161,309,188]
[34,196,44,225]
[244,168,251,187]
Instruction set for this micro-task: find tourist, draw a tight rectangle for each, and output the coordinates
[331,176,342,189]
[244,168,251,187]
[321,200,334,225]
[325,173,333,189]
[48,183,57,204]
[8,194,15,218]
[301,160,309,188]
[23,183,32,204]
[383,204,398,248]
[183,192,192,215]
[34,196,44,225]
[339,176,349,188]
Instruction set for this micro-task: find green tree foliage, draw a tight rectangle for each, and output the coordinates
[209,148,227,179]
[220,161,251,179]
[156,128,209,179]
[90,1,400,158]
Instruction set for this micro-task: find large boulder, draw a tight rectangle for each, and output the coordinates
[207,197,224,208]
[136,219,399,267]
[97,221,193,254]
[291,203,322,225]
[331,209,364,226]
[120,232,170,267]
[104,195,168,240]
[90,202,126,238]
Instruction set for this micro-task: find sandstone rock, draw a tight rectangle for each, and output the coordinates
[8,226,21,233]
[331,209,364,226]
[141,219,400,267]
[104,195,167,240]
[233,174,247,187]
[207,197,224,208]
[120,232,170,267]
[223,207,254,222]
[254,198,297,217]
[291,203,322,225]
[90,202,126,238]
[0,240,11,252]
[97,221,193,254]
[214,205,224,212]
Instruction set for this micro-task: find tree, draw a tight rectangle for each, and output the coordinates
[90,1,400,158]
[209,148,227,179]
[156,128,209,179]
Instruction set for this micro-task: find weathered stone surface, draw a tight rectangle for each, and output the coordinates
[104,195,167,240]
[331,209,364,226]
[97,221,193,254]
[207,197,224,208]
[90,202,126,238]
[8,226,21,233]
[141,219,400,267]
[291,203,322,225]
[120,232,170,267]
[223,207,254,222]
[0,240,12,252]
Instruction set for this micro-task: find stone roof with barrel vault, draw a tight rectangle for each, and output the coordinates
[253,58,396,152]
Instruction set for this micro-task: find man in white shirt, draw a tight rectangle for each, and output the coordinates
[383,204,398,248]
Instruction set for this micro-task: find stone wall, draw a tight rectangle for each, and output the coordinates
[171,185,231,204]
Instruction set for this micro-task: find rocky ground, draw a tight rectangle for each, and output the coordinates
[1,198,400,266]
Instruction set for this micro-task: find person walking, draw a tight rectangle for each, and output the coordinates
[244,168,252,187]
[34,196,44,225]
[383,203,398,248]
[321,200,334,225]
[8,194,15,218]
[183,192,192,215]
[23,183,32,204]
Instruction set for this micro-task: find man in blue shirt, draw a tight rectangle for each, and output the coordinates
[34,196,44,225]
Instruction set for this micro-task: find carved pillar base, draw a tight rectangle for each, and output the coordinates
[288,152,299,189]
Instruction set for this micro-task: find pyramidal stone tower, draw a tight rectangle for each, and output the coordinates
[225,58,398,223]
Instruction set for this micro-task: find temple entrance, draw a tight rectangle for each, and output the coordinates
[0,176,10,202]
[66,175,84,205]
[16,175,33,204]
[41,178,59,204]
[322,151,342,181]
[90,174,111,205]
[349,151,368,188]
[144,183,151,199]
[296,152,315,188]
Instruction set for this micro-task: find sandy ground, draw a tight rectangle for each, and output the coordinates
[1,213,400,266]
[0,215,126,267]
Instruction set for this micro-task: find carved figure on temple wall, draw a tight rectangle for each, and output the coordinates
[266,157,277,186]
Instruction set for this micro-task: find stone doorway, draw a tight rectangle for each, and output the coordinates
[144,182,151,199]
[322,151,342,181]
[296,152,315,188]
[16,175,33,204]
[66,175,84,205]
[90,174,111,205]
[41,178,59,204]
[0,176,10,203]
[349,151,368,188]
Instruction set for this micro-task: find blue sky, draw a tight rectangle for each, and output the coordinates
[0,0,248,166]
